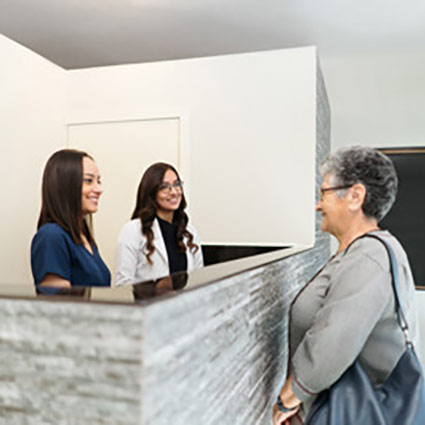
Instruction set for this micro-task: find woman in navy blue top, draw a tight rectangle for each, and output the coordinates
[31,149,110,287]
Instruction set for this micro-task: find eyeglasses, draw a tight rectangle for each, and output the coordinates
[319,185,352,200]
[157,181,184,192]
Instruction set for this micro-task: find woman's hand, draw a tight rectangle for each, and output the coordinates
[272,402,299,425]
[272,375,301,425]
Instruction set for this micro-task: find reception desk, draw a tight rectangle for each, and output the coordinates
[0,237,329,425]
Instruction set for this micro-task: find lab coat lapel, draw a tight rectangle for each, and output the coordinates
[152,218,168,263]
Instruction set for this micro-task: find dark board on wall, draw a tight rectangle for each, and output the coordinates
[379,148,425,288]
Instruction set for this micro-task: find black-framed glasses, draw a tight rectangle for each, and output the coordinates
[319,185,352,200]
[157,181,184,192]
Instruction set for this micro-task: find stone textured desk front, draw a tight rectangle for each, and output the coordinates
[1,295,142,424]
[0,243,328,425]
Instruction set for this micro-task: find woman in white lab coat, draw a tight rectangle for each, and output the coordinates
[115,162,203,285]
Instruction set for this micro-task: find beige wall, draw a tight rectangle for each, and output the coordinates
[0,34,67,284]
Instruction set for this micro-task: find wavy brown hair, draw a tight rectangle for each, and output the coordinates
[37,149,95,246]
[131,162,199,264]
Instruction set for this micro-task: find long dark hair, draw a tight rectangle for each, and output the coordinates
[37,149,95,245]
[131,162,198,264]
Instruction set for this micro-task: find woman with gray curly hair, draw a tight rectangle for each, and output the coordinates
[273,146,419,424]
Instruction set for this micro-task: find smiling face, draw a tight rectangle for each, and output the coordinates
[316,174,349,237]
[155,169,182,217]
[81,156,102,215]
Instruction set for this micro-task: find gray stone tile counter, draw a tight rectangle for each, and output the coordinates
[0,297,143,424]
[0,242,328,425]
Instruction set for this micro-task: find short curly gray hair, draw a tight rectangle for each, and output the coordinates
[320,146,398,221]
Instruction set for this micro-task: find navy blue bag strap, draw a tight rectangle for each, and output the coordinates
[361,234,413,347]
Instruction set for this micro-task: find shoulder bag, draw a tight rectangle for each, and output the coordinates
[304,234,425,425]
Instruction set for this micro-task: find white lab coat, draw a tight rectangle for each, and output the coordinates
[114,218,203,285]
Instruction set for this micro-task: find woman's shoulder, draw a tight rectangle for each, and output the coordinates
[346,230,405,269]
[349,230,399,250]
[186,220,199,235]
[34,222,70,241]
[121,218,142,231]
[31,222,74,255]
[118,219,144,241]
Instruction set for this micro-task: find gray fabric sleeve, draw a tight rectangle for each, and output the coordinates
[291,249,393,402]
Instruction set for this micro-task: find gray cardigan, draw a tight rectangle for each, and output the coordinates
[290,230,419,402]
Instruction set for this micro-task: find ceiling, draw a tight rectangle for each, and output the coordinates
[1,0,425,69]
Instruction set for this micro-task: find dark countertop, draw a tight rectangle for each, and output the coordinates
[0,244,308,306]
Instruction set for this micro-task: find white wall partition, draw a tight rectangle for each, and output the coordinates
[0,34,67,285]
[67,47,317,247]
[322,52,425,150]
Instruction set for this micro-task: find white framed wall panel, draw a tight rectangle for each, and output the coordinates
[67,118,181,277]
